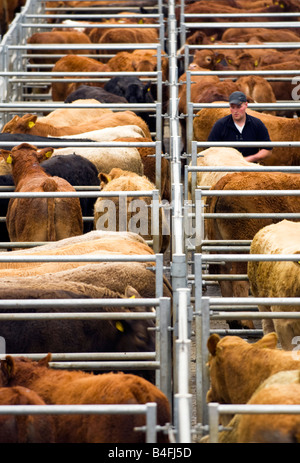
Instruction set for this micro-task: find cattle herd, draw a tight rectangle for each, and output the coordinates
[0,0,298,445]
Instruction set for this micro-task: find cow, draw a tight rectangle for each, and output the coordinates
[94,168,170,254]
[206,332,300,409]
[26,31,94,65]
[51,55,111,101]
[0,230,155,275]
[107,49,169,106]
[107,49,169,81]
[0,143,83,243]
[113,136,171,202]
[248,220,300,350]
[0,0,25,36]
[221,27,300,44]
[203,370,300,443]
[235,76,277,116]
[0,284,156,382]
[181,1,300,39]
[55,124,147,141]
[0,261,172,300]
[1,111,152,140]
[104,76,156,133]
[193,106,300,166]
[52,146,144,176]
[0,355,171,443]
[97,27,159,60]
[187,146,260,203]
[37,99,112,127]
[64,85,128,104]
[0,153,99,240]
[0,386,55,443]
[205,172,300,329]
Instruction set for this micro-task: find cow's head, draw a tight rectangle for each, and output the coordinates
[206,333,278,405]
[1,114,38,134]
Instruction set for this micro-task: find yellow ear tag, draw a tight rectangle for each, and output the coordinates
[45,151,52,158]
[116,321,124,332]
[254,60,258,67]
[130,295,136,299]
[211,36,215,41]
[138,19,144,24]
[6,154,12,164]
[28,121,35,128]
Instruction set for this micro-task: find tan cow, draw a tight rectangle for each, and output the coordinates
[207,332,300,408]
[37,99,112,127]
[248,220,300,350]
[187,146,260,203]
[204,369,300,443]
[94,168,170,253]
[1,111,152,140]
[0,143,83,243]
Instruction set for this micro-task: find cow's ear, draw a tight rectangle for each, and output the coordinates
[23,114,37,129]
[254,332,278,350]
[0,149,12,163]
[37,147,54,161]
[1,356,15,381]
[124,285,141,299]
[207,333,221,356]
[38,353,52,367]
[144,81,152,93]
[98,173,110,188]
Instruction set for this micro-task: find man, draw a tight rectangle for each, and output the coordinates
[207,91,272,163]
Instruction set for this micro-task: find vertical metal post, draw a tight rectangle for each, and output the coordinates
[157,297,172,408]
[208,403,220,443]
[152,189,160,254]
[155,140,162,195]
[145,402,158,443]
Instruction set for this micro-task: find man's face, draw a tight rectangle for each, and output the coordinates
[230,102,247,122]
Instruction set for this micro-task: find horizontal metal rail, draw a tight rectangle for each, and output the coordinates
[208,403,300,444]
[184,21,300,29]
[0,403,158,443]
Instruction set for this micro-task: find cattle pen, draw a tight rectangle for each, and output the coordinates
[0,0,299,446]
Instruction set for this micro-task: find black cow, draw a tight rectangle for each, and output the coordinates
[0,285,155,382]
[0,132,94,146]
[64,85,128,104]
[104,76,156,133]
[0,154,100,241]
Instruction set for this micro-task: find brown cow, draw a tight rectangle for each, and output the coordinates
[205,172,300,329]
[51,55,111,101]
[0,355,171,443]
[0,386,55,443]
[27,31,94,65]
[0,143,83,242]
[221,27,300,43]
[107,49,169,82]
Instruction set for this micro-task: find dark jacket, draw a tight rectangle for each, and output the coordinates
[207,113,272,156]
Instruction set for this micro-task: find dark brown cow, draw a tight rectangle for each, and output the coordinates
[0,386,55,443]
[0,355,171,443]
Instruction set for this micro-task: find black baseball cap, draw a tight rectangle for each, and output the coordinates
[229,91,247,105]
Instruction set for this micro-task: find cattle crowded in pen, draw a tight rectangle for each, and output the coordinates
[0,0,299,445]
